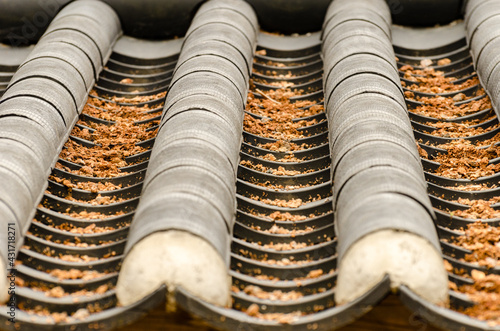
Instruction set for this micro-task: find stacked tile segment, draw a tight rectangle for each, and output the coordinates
[116,0,258,307]
[322,0,448,306]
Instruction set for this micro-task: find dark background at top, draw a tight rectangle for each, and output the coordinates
[0,0,466,46]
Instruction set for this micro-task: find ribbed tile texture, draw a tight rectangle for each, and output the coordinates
[0,0,120,273]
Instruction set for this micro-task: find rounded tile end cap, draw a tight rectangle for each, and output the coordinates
[335,229,449,307]
[0,259,8,304]
[116,230,231,307]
